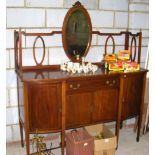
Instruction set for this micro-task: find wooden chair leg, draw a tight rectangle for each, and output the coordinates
[19,120,24,147]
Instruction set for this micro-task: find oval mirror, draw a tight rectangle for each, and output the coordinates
[62,1,92,61]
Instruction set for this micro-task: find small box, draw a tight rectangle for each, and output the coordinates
[104,54,117,62]
[66,129,94,155]
[124,62,140,71]
[84,124,117,155]
[118,50,130,60]
[108,62,124,71]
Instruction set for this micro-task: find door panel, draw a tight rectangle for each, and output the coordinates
[66,92,92,128]
[122,74,143,119]
[28,82,61,132]
[92,88,118,122]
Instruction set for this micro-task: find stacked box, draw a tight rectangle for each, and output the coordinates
[84,124,117,155]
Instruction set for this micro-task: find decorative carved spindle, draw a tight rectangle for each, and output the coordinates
[33,36,46,66]
[105,35,115,56]
[130,36,137,62]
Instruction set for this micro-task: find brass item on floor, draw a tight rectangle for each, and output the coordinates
[95,132,104,139]
[31,132,54,155]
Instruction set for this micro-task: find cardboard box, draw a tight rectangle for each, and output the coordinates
[84,124,117,155]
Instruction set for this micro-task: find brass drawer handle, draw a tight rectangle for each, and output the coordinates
[106,80,110,84]
[69,84,80,90]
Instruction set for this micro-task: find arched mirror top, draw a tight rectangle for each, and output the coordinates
[62,1,92,62]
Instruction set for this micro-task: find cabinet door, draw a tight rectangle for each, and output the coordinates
[27,82,61,132]
[122,74,143,120]
[66,92,92,128]
[92,88,118,123]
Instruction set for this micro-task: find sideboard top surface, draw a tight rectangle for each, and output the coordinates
[19,66,147,82]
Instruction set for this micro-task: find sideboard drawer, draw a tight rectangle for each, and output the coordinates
[66,76,119,93]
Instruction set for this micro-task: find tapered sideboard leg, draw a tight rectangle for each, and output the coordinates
[19,119,24,147]
[61,131,65,155]
[137,72,147,142]
[25,130,30,155]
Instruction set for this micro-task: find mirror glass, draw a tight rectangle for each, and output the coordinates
[62,2,92,61]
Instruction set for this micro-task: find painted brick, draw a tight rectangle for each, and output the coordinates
[142,38,149,46]
[7,8,45,28]
[64,0,99,9]
[22,48,49,66]
[141,47,148,62]
[12,125,21,141]
[49,48,69,64]
[6,0,24,7]
[9,88,18,107]
[99,0,128,11]
[6,50,10,69]
[130,0,149,3]
[85,46,104,62]
[6,69,17,88]
[129,3,149,12]
[47,9,68,27]
[92,34,97,45]
[129,13,149,29]
[26,0,63,8]
[6,107,19,125]
[142,30,149,37]
[6,89,10,107]
[6,29,26,49]
[25,29,62,47]
[10,50,15,69]
[115,12,128,28]
[6,29,15,49]
[88,10,114,28]
[6,126,12,143]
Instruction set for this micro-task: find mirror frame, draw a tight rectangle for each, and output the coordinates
[62,1,92,62]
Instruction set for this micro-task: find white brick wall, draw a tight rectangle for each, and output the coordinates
[49,48,69,64]
[22,48,49,66]
[6,0,149,143]
[99,0,128,11]
[129,12,149,29]
[6,107,19,125]
[89,10,114,27]
[6,0,24,7]
[7,8,45,28]
[6,70,17,88]
[46,9,68,27]
[114,12,128,28]
[129,3,149,12]
[26,0,63,8]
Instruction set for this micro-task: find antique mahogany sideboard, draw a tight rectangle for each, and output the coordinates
[14,2,147,155]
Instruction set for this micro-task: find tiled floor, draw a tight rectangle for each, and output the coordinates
[6,128,149,155]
